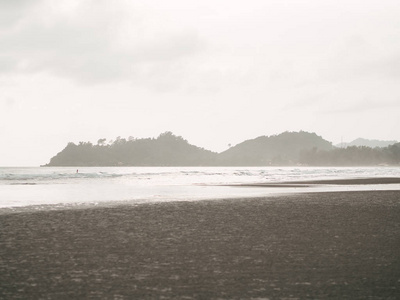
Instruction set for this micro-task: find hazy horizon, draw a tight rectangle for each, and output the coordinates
[2,130,399,167]
[1,0,399,166]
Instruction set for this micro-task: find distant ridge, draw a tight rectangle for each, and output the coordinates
[45,132,217,167]
[336,138,398,148]
[218,131,332,166]
[44,131,400,166]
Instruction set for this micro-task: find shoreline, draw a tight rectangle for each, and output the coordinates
[1,176,400,215]
[231,177,400,187]
[2,176,400,211]
[1,190,399,299]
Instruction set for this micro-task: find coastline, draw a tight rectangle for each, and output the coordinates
[232,177,400,187]
[1,189,399,299]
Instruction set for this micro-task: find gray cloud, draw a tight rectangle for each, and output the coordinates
[317,33,400,83]
[362,54,400,79]
[283,92,329,111]
[0,0,39,28]
[318,54,400,85]
[0,1,205,86]
[0,97,16,111]
[321,97,400,114]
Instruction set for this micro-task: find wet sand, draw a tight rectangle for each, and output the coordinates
[235,177,400,188]
[1,190,400,299]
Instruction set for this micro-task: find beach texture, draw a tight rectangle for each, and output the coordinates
[1,190,400,299]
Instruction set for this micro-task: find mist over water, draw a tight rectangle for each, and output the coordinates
[1,166,400,210]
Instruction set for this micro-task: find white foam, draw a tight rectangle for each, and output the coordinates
[1,166,399,209]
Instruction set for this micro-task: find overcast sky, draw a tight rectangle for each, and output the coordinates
[1,0,399,166]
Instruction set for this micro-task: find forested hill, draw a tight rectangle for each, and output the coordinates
[45,131,400,166]
[46,132,218,166]
[218,131,333,165]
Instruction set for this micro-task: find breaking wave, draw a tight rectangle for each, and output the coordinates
[1,166,400,186]
[0,170,122,183]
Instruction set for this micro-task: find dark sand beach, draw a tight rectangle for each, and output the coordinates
[1,188,400,299]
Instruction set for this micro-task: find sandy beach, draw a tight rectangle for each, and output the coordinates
[1,188,399,299]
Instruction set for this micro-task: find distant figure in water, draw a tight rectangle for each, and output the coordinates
[76,169,79,173]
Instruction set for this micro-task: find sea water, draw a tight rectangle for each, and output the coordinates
[1,166,400,209]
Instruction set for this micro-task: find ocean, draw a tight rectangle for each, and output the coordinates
[1,166,400,210]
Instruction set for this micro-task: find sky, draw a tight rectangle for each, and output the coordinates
[1,0,399,166]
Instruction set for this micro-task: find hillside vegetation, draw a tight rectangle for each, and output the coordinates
[45,131,400,166]
[46,132,217,166]
[218,131,333,165]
